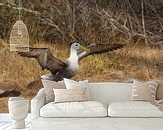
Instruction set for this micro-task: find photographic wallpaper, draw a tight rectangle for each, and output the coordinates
[0,0,163,112]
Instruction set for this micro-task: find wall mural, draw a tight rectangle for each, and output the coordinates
[0,0,163,112]
[18,43,124,81]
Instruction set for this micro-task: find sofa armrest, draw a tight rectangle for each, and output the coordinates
[31,88,45,119]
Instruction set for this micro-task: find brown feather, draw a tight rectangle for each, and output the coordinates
[77,44,125,60]
[18,48,67,74]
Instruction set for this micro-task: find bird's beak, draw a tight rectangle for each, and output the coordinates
[80,45,90,52]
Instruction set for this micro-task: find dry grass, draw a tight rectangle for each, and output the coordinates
[0,41,163,112]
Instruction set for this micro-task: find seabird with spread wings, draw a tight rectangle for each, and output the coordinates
[18,43,125,81]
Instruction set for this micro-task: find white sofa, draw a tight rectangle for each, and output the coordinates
[31,82,163,130]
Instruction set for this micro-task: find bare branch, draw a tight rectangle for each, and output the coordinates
[0,2,40,15]
[141,0,148,45]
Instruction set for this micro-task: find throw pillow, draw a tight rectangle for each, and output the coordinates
[64,78,90,99]
[131,80,159,102]
[156,80,163,100]
[41,79,66,103]
[53,88,88,103]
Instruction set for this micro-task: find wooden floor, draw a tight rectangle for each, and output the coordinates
[0,122,31,130]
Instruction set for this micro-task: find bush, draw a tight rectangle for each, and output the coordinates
[0,0,163,45]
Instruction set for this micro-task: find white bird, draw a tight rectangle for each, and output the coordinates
[18,43,125,81]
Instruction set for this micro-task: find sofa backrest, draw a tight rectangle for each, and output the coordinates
[89,82,133,105]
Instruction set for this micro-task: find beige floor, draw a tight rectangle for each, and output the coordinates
[0,122,31,130]
[0,113,31,130]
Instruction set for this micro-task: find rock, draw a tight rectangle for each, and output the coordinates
[0,81,18,90]
[0,81,20,98]
[155,41,163,49]
[0,90,21,98]
[26,78,43,89]
[156,61,163,70]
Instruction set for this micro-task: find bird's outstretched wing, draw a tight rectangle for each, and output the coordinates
[18,48,67,74]
[77,44,125,60]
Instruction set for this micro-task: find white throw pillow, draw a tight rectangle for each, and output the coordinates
[64,78,90,99]
[41,79,66,103]
[53,88,88,103]
[131,80,159,102]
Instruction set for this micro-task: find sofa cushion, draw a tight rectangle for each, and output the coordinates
[156,80,163,100]
[53,88,88,103]
[64,78,90,99]
[40,101,107,117]
[108,101,163,117]
[131,80,159,102]
[41,79,66,103]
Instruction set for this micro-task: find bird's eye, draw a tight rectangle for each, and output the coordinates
[76,44,78,46]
